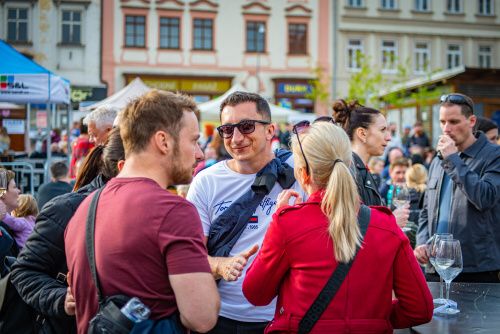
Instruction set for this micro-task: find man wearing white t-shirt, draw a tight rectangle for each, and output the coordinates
[187,91,304,333]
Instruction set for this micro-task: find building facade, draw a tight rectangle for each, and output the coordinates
[0,0,105,111]
[334,0,500,98]
[102,0,332,116]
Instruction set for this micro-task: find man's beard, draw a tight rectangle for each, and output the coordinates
[170,144,194,185]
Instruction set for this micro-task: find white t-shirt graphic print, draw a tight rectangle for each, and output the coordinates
[187,157,305,322]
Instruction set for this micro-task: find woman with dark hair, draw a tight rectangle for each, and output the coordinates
[4,128,124,334]
[475,116,498,145]
[332,99,409,227]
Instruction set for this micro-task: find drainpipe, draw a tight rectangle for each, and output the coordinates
[99,0,108,92]
[332,0,338,101]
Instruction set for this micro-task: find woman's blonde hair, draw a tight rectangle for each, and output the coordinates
[291,122,361,263]
[405,163,428,193]
[13,194,38,218]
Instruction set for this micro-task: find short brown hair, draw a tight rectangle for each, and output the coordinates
[119,90,198,155]
[441,93,474,118]
[13,194,38,217]
[220,91,271,122]
[390,157,410,171]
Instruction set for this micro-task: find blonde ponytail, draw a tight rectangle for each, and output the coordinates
[291,122,361,263]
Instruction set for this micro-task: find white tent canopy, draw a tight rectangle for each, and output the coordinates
[79,77,152,112]
[198,84,304,123]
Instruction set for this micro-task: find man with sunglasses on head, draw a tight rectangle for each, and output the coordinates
[187,91,305,333]
[414,93,500,283]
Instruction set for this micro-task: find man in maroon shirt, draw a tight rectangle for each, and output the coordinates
[65,90,220,333]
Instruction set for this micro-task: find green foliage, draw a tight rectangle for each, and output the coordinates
[346,54,445,111]
[347,54,383,106]
[306,66,330,104]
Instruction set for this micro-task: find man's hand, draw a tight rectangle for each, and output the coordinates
[276,189,302,209]
[414,245,429,265]
[213,244,259,282]
[436,134,458,159]
[393,205,410,228]
[64,287,76,316]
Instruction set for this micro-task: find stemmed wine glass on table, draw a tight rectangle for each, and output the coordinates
[428,233,454,306]
[433,239,463,315]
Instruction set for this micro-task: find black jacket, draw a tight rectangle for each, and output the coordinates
[351,152,384,206]
[9,176,105,334]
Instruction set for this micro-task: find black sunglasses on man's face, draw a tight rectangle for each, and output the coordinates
[217,119,270,139]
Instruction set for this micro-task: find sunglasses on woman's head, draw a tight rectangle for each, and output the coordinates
[292,117,335,174]
[217,119,270,139]
[292,116,336,135]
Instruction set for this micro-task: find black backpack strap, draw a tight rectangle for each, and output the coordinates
[298,205,371,334]
[85,187,105,304]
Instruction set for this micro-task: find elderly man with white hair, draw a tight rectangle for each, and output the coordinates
[84,106,118,145]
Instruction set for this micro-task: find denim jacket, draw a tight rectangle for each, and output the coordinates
[417,132,500,273]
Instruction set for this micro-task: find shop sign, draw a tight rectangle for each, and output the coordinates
[2,119,25,134]
[36,111,47,129]
[142,79,179,91]
[277,83,312,95]
[71,87,107,103]
[181,79,230,92]
[129,76,231,93]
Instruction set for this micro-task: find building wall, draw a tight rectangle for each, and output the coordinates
[102,0,332,115]
[0,0,104,113]
[335,0,500,99]
[0,0,102,87]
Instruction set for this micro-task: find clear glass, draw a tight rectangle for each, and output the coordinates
[0,169,8,197]
[428,233,453,305]
[392,183,410,210]
[433,239,463,315]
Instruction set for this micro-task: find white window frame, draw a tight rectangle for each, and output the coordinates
[478,0,494,15]
[478,45,492,68]
[414,42,430,74]
[447,0,462,13]
[61,9,83,44]
[347,0,364,8]
[415,0,430,11]
[446,44,462,69]
[381,0,397,10]
[6,6,30,43]
[381,40,398,73]
[347,39,364,71]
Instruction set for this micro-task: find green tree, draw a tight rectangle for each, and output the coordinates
[306,66,330,105]
[347,54,383,106]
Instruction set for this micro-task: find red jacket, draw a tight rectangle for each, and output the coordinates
[243,191,433,333]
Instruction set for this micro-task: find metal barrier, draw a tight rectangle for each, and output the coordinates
[0,158,68,196]
[0,161,36,195]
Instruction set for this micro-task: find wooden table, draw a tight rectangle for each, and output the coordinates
[395,282,500,334]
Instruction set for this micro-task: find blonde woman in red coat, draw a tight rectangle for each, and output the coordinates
[243,122,433,333]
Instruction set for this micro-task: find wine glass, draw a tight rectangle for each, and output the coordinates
[393,184,410,232]
[428,233,454,305]
[433,239,463,315]
[0,169,8,197]
[392,184,410,210]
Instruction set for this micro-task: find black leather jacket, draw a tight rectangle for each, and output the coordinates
[351,152,384,206]
[10,176,106,334]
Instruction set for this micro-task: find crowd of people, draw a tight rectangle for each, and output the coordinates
[0,89,497,334]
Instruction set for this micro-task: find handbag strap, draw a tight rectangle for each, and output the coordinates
[85,187,105,304]
[298,205,371,334]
